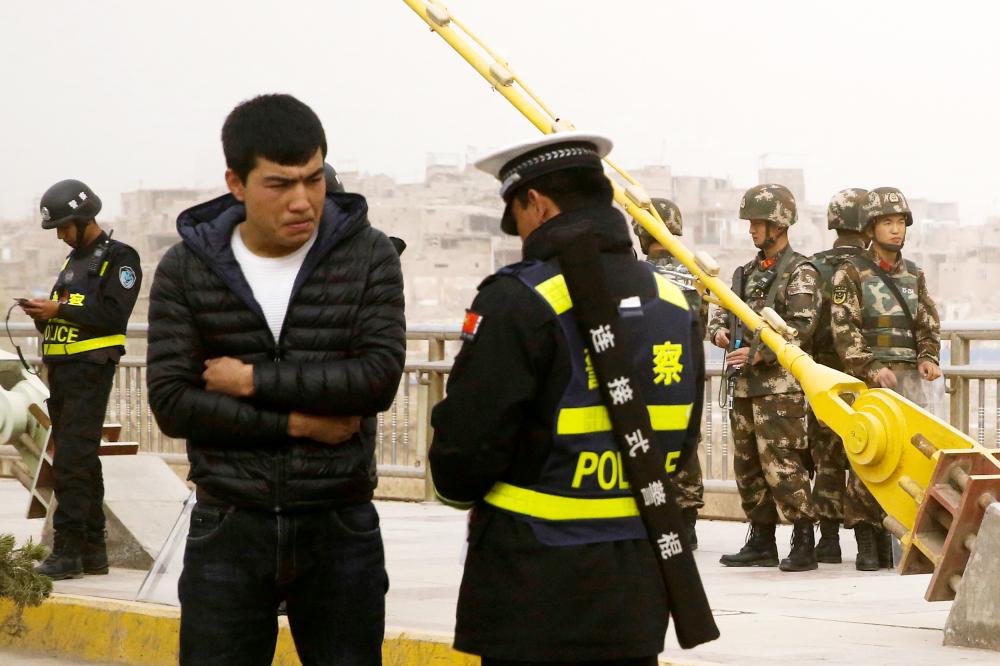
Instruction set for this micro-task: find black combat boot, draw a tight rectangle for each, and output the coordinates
[720,522,778,567]
[681,507,699,551]
[779,520,818,572]
[876,528,894,569]
[853,524,880,571]
[82,531,109,575]
[815,519,842,564]
[34,533,84,581]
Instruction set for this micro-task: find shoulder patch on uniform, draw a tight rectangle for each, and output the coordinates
[832,286,848,305]
[461,309,484,342]
[119,266,137,289]
[653,273,689,311]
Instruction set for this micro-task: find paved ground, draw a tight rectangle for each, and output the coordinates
[2,480,999,665]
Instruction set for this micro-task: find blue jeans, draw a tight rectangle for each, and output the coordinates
[178,501,387,665]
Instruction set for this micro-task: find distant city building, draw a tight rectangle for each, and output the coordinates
[759,167,806,205]
[0,163,991,334]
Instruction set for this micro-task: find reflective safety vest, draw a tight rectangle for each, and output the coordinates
[857,258,919,364]
[483,259,696,546]
[42,243,127,361]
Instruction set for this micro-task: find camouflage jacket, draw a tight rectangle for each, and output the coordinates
[808,237,869,369]
[646,253,708,339]
[830,249,941,385]
[708,245,820,397]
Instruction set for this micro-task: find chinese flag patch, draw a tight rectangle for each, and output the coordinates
[461,310,484,342]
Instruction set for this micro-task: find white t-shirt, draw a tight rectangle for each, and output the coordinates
[230,224,317,342]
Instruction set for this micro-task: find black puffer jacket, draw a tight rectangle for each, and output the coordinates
[146,192,405,511]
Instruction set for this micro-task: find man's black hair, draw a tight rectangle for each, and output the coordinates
[512,167,613,212]
[222,94,327,183]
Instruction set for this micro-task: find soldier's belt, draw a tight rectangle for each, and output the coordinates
[43,334,126,356]
[484,482,639,520]
[863,331,917,350]
[861,315,913,329]
[556,404,693,435]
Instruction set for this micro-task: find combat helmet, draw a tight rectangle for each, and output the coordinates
[862,187,913,228]
[39,179,102,230]
[632,198,682,254]
[826,188,869,232]
[739,184,797,227]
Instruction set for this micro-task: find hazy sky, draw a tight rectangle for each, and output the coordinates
[2,1,998,222]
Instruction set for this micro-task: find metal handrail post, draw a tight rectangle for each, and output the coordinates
[422,334,447,500]
[950,332,970,433]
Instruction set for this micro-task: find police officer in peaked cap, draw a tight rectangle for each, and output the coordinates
[19,179,142,580]
[429,132,706,664]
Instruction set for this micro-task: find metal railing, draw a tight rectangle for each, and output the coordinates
[4,321,1000,498]
[944,322,1000,438]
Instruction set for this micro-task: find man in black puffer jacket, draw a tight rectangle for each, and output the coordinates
[147,94,405,665]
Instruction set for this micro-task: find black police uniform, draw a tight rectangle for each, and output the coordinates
[429,208,705,664]
[40,231,141,545]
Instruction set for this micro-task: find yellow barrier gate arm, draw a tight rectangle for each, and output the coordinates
[400,0,984,541]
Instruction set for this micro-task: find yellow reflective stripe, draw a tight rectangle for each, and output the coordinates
[649,403,693,429]
[99,261,109,276]
[43,334,126,356]
[556,403,693,434]
[653,273,689,311]
[558,405,613,434]
[432,484,475,510]
[536,272,686,314]
[484,482,639,520]
[534,274,572,315]
[61,257,70,270]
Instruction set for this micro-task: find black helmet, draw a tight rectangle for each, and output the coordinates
[40,179,102,230]
[389,236,406,256]
[324,163,345,193]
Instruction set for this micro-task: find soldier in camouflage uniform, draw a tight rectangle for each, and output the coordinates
[633,198,707,549]
[806,188,870,564]
[708,184,821,572]
[830,186,942,571]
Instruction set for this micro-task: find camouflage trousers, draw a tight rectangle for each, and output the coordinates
[668,442,704,510]
[808,410,846,522]
[730,393,816,524]
[844,363,930,529]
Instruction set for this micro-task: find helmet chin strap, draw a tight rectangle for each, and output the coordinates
[759,224,784,250]
[73,221,89,249]
[875,230,905,254]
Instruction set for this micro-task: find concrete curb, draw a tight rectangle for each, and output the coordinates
[0,594,697,665]
[0,595,479,665]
